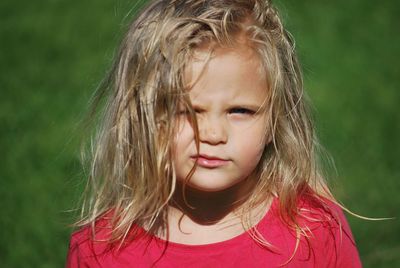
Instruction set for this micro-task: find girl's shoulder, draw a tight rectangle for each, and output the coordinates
[278,195,361,267]
[296,195,353,234]
[266,194,353,233]
[66,212,132,267]
[68,210,115,245]
[248,195,361,267]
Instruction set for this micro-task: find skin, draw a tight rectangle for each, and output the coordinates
[169,44,271,245]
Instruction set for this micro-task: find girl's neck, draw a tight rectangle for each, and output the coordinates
[170,177,257,225]
[164,178,272,245]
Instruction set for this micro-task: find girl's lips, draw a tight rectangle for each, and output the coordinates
[191,155,230,168]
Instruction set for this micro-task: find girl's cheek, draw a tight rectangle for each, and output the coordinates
[174,117,188,135]
[174,119,194,142]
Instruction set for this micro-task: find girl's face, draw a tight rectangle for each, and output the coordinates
[174,45,269,192]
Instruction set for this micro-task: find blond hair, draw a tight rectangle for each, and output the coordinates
[75,0,337,250]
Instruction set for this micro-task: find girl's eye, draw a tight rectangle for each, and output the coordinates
[229,107,255,115]
[176,110,189,116]
[177,110,189,116]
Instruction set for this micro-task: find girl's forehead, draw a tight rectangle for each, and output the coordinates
[183,45,268,105]
[185,44,265,88]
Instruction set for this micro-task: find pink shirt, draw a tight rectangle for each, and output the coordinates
[66,198,361,267]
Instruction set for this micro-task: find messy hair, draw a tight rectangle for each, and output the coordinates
[75,0,337,252]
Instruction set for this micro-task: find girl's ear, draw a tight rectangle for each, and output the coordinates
[264,110,274,146]
[266,135,273,146]
[263,133,273,152]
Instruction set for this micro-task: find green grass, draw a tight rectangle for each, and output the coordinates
[1,0,399,267]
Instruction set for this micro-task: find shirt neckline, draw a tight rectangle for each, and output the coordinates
[147,198,277,253]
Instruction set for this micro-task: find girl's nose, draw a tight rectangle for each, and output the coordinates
[199,116,228,145]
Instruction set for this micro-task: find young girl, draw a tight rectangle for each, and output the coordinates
[67,0,361,267]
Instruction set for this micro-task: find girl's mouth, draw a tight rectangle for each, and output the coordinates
[191,154,230,168]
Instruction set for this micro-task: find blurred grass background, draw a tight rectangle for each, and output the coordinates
[0,0,398,267]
